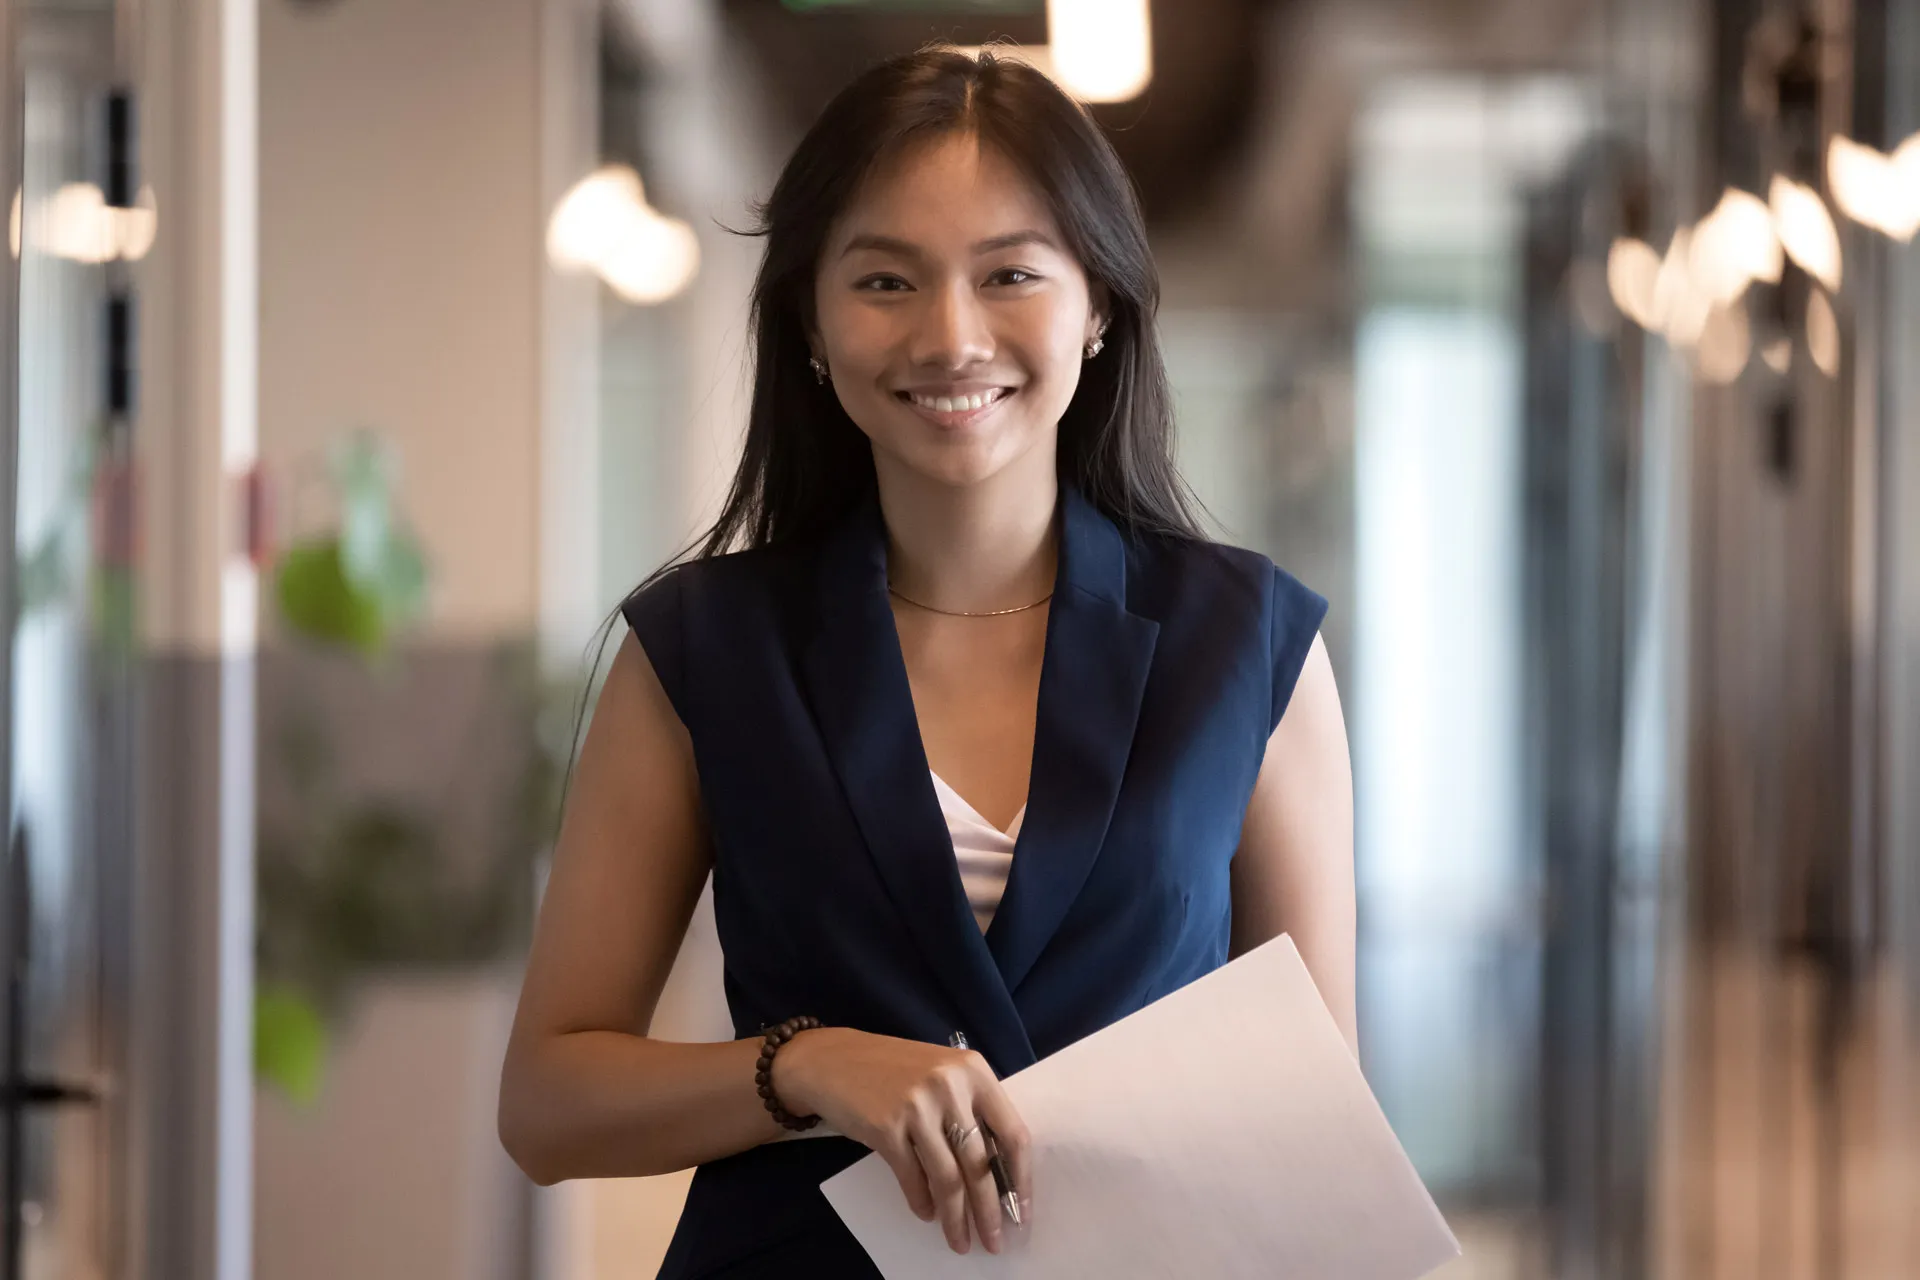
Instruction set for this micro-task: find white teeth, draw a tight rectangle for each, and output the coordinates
[909,389,1003,413]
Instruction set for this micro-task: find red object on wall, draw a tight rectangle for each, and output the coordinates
[239,463,273,567]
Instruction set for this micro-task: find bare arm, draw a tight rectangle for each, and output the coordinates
[496,633,1031,1257]
[497,632,781,1185]
[1229,632,1359,1054]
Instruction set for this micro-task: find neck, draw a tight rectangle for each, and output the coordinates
[874,458,1059,614]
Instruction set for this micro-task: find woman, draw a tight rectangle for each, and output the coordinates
[497,45,1354,1279]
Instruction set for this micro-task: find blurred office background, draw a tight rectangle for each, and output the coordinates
[0,0,1916,1275]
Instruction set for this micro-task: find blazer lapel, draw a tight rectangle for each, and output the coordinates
[984,487,1159,993]
[800,493,1036,1072]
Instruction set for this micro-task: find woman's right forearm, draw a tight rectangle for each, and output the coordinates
[498,1030,786,1185]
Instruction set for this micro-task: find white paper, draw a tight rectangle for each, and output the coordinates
[820,934,1460,1278]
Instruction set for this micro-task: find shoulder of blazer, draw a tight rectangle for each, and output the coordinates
[1122,533,1329,734]
[619,540,825,710]
[1122,529,1278,621]
[627,537,823,618]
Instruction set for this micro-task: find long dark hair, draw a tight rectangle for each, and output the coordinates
[556,47,1201,815]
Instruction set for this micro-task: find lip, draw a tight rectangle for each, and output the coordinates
[894,386,1016,430]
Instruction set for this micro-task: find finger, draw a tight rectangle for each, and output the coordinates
[939,1058,1007,1252]
[877,1134,935,1222]
[908,1113,972,1254]
[973,1083,1033,1221]
[931,1051,982,1114]
[955,1125,1005,1254]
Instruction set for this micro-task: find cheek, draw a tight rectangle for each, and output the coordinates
[1024,320,1086,404]
[1038,295,1092,367]
[815,298,869,365]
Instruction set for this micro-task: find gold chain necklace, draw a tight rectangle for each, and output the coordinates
[887,585,1053,617]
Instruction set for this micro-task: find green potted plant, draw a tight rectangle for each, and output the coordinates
[255,432,564,1104]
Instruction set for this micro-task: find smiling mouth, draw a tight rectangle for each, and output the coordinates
[896,387,1014,413]
[893,387,1018,430]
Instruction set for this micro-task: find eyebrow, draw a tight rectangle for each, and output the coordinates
[837,229,1062,260]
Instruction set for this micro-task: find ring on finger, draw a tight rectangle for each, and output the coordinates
[944,1121,980,1153]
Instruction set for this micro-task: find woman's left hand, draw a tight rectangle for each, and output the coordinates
[772,1025,1031,1254]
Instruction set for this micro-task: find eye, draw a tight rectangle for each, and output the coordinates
[855,274,911,292]
[989,268,1038,286]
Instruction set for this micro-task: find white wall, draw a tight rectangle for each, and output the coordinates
[259,0,546,642]
[255,0,593,1274]
[253,974,526,1280]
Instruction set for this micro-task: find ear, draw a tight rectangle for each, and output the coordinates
[1087,280,1112,340]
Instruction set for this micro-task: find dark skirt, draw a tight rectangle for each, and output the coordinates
[654,1138,885,1280]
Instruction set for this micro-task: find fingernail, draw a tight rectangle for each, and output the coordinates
[986,1233,1001,1254]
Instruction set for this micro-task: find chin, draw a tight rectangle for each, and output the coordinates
[909,450,1006,490]
[882,435,1027,492]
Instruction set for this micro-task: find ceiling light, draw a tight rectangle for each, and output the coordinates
[1688,187,1782,304]
[1827,134,1920,242]
[1652,228,1711,347]
[1695,303,1751,385]
[599,212,701,305]
[1048,0,1152,103]
[1606,237,1662,330]
[548,166,647,272]
[1769,175,1843,292]
[547,164,701,305]
[1806,287,1840,377]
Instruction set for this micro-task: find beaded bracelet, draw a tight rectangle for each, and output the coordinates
[756,1016,823,1131]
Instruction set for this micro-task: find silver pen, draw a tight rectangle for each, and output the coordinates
[947,1031,1022,1226]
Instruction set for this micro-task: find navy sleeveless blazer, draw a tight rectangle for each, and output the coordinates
[622,484,1328,1279]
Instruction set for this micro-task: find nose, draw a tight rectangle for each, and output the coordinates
[909,279,994,370]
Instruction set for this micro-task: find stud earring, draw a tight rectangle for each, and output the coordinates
[808,356,830,384]
[1085,328,1107,359]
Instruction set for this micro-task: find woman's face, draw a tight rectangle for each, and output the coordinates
[811,131,1107,491]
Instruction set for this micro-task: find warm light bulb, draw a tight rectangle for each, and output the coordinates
[1606,237,1662,331]
[1652,229,1711,347]
[1829,133,1920,242]
[1047,0,1152,103]
[39,183,119,263]
[599,211,701,305]
[1688,187,1782,304]
[1769,175,1843,292]
[114,184,158,261]
[548,163,700,304]
[1695,303,1751,385]
[547,166,648,271]
[1806,288,1840,377]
